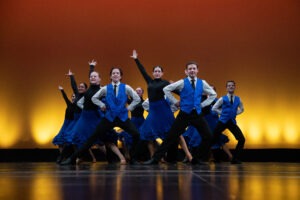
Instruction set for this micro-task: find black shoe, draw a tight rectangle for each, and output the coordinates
[129,159,140,165]
[190,158,207,165]
[231,159,242,164]
[59,157,74,165]
[143,158,159,165]
[56,155,63,164]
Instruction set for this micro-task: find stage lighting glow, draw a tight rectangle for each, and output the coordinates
[30,100,64,145]
[0,108,21,148]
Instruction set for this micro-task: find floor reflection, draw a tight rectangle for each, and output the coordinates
[0,162,299,200]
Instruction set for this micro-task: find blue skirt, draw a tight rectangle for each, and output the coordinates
[204,111,219,131]
[183,126,230,149]
[70,110,103,148]
[118,130,133,149]
[62,113,81,145]
[183,126,201,148]
[131,116,145,129]
[139,99,175,141]
[52,119,74,146]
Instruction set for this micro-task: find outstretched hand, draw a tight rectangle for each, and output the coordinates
[88,59,97,66]
[130,49,138,59]
[65,69,73,76]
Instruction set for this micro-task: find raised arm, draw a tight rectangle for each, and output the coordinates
[130,50,152,84]
[88,59,97,77]
[65,69,79,96]
[59,85,71,106]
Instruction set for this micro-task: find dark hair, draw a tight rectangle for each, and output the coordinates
[80,82,88,89]
[226,80,235,86]
[152,66,163,72]
[110,67,123,76]
[185,61,198,69]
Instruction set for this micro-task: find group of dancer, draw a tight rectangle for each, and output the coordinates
[53,50,245,166]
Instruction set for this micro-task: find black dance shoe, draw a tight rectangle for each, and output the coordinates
[231,159,242,164]
[142,158,159,165]
[59,157,75,165]
[190,158,207,165]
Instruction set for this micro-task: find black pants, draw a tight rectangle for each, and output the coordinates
[153,110,212,161]
[71,117,141,161]
[212,120,245,160]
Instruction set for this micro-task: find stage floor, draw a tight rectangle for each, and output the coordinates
[0,162,299,200]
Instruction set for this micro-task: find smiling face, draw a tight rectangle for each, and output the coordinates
[110,68,122,83]
[78,83,87,94]
[185,63,198,79]
[90,71,100,85]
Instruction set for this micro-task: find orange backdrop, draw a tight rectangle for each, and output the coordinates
[0,0,299,148]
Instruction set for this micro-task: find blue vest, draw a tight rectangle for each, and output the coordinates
[219,95,240,124]
[180,78,203,114]
[105,83,128,122]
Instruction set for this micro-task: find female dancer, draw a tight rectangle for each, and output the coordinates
[69,63,126,164]
[52,86,76,154]
[130,50,181,162]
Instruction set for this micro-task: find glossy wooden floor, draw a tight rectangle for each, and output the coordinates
[0,162,299,200]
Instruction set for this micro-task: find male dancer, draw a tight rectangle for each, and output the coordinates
[60,67,141,165]
[144,61,217,165]
[212,80,245,164]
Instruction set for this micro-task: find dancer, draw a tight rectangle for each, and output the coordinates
[60,67,141,165]
[143,61,217,165]
[130,50,177,161]
[52,86,76,154]
[212,80,245,164]
[119,87,146,161]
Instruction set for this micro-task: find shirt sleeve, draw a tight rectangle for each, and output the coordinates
[211,97,223,115]
[76,97,85,109]
[201,80,217,108]
[91,86,107,108]
[237,99,244,115]
[163,79,183,105]
[142,98,149,111]
[126,85,141,111]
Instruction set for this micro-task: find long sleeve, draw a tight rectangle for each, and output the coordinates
[163,79,183,105]
[126,85,141,111]
[76,97,85,109]
[70,75,79,96]
[212,97,223,115]
[134,59,152,84]
[200,80,217,108]
[60,89,72,106]
[237,100,244,115]
[142,99,149,111]
[89,64,95,77]
[91,86,107,108]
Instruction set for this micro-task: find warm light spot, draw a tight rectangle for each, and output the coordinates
[156,138,163,145]
[31,175,62,200]
[0,107,21,147]
[246,121,262,144]
[266,123,281,144]
[283,122,298,144]
[30,98,64,146]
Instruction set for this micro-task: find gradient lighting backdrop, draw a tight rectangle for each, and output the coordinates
[0,0,299,148]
